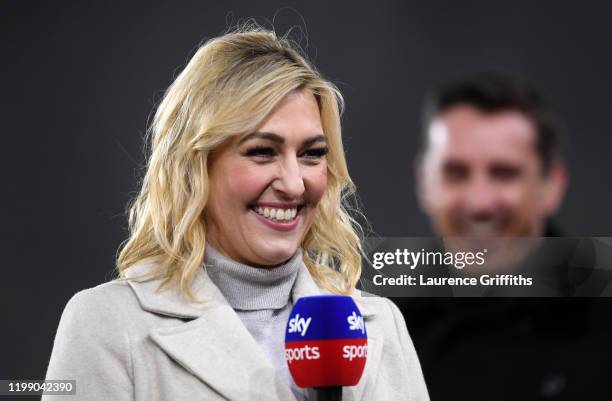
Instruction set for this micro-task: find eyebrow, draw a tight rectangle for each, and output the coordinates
[239,132,327,147]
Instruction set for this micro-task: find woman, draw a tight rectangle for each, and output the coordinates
[44,26,429,401]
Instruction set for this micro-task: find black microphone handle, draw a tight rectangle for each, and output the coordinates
[314,386,342,401]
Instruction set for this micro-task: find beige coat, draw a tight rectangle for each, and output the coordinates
[44,260,429,401]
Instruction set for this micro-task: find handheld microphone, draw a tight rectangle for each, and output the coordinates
[284,295,368,401]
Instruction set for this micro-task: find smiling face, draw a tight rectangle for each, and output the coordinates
[205,89,328,267]
[419,104,566,238]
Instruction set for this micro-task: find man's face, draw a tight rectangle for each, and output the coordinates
[418,104,564,238]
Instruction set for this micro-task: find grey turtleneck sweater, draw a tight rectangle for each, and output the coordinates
[204,245,308,401]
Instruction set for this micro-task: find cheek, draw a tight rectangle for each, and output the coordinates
[304,165,328,203]
[443,187,466,208]
[498,182,537,211]
[503,184,543,234]
[423,172,463,211]
[217,163,272,205]
[431,184,467,213]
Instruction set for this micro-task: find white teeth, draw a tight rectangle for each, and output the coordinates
[253,206,299,222]
[466,221,497,235]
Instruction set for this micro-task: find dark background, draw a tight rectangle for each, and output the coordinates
[3,0,612,391]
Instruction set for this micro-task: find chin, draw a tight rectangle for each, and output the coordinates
[253,238,301,266]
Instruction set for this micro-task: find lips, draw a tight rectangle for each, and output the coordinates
[249,202,305,232]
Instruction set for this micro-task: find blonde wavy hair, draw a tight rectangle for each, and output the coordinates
[117,26,363,300]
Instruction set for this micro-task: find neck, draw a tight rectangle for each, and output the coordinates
[203,244,302,310]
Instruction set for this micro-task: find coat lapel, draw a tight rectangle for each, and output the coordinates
[124,259,382,401]
[125,262,296,401]
[149,301,295,401]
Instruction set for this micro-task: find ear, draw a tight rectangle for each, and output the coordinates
[541,160,568,216]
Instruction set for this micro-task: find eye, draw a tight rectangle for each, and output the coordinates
[244,146,277,159]
[443,161,469,183]
[490,164,522,182]
[301,147,329,160]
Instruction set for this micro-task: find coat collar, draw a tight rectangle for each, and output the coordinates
[124,259,376,319]
[123,259,380,401]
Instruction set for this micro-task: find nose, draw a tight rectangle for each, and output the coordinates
[271,155,305,199]
[464,174,498,218]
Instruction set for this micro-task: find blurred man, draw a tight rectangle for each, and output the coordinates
[416,76,569,273]
[417,75,567,239]
[398,75,610,401]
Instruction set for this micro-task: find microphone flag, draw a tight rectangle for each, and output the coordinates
[285,295,368,388]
